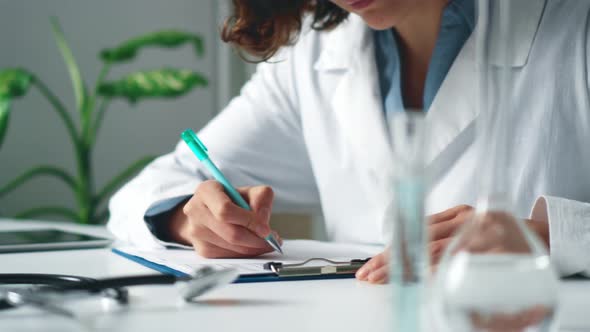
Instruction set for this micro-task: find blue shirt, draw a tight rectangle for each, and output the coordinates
[374,0,474,113]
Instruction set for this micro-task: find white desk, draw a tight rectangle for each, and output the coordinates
[0,220,588,332]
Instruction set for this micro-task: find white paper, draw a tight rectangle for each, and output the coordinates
[115,240,383,275]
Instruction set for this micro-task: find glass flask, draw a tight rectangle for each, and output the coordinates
[431,1,560,332]
[388,111,429,332]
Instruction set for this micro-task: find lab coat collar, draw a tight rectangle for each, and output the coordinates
[314,0,545,71]
[486,0,546,67]
[314,0,546,183]
[316,13,390,167]
[313,14,366,72]
[324,15,394,210]
[425,0,546,165]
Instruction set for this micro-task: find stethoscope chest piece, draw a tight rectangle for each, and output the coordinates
[180,267,239,302]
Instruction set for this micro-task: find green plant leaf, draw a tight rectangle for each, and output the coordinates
[0,69,33,148]
[100,30,204,63]
[0,68,34,98]
[50,17,87,114]
[98,68,207,103]
[0,165,77,199]
[0,98,10,149]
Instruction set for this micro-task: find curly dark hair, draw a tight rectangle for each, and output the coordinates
[221,1,349,61]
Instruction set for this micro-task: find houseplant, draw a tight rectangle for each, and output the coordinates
[0,18,208,224]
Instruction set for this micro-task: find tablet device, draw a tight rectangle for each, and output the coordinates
[0,228,112,253]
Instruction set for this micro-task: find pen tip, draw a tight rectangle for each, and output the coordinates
[266,235,283,255]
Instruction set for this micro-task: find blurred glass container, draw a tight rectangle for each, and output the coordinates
[388,111,429,332]
[431,1,560,331]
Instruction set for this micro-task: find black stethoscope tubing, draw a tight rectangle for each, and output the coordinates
[0,274,96,286]
[0,273,190,311]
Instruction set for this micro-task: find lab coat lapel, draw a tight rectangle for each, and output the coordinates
[313,0,546,192]
[424,33,477,165]
[424,0,546,165]
[325,17,393,182]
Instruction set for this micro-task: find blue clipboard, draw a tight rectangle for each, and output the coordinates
[111,248,369,283]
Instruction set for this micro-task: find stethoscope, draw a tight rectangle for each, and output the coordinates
[0,267,238,318]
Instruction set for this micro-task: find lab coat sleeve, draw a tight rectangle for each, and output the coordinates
[530,196,590,277]
[526,12,590,277]
[107,46,320,248]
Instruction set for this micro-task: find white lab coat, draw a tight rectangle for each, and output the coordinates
[108,0,590,276]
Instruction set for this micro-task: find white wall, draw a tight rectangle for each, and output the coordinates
[0,0,232,221]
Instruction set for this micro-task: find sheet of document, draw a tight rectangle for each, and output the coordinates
[115,240,383,275]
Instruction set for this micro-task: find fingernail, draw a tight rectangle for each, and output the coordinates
[356,267,369,280]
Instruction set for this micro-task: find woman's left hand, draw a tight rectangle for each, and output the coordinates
[356,205,474,284]
[355,249,390,284]
[355,204,550,284]
[428,204,474,266]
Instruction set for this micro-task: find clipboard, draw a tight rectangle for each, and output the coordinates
[237,258,370,283]
[264,258,370,277]
[112,248,371,284]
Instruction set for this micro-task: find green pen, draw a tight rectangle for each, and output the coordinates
[181,129,283,254]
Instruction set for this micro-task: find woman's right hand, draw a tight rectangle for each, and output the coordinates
[167,180,282,258]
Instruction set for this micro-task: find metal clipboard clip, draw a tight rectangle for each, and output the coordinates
[263,258,371,277]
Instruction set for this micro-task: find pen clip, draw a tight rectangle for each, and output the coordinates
[181,129,209,160]
[190,130,208,153]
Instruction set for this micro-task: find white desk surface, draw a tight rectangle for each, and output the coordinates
[0,220,588,332]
